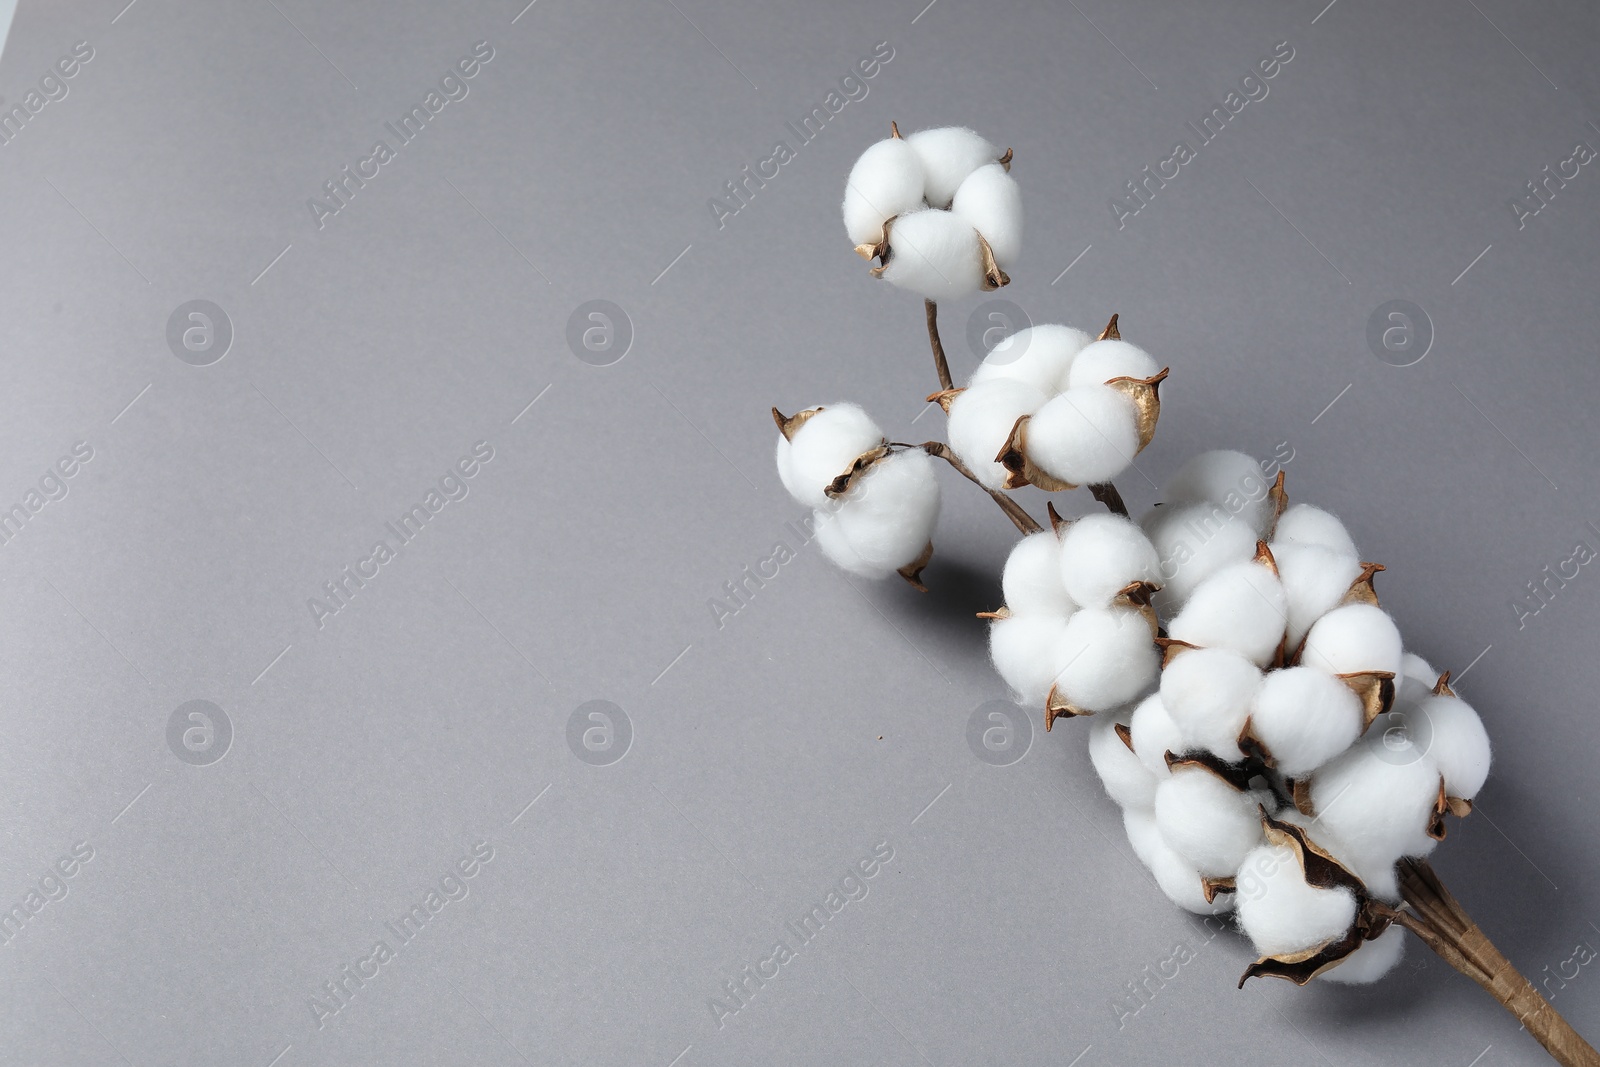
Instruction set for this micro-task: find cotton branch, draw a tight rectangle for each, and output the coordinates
[919,441,1042,535]
[924,299,954,392]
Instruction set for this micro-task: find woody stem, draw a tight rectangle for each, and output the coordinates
[919,442,1042,535]
[925,299,954,392]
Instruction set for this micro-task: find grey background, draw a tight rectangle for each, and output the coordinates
[0,0,1596,1064]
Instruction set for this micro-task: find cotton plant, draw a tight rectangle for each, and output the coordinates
[765,122,1600,1067]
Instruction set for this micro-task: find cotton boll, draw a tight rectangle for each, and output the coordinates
[1393,653,1438,714]
[1130,693,1184,779]
[1025,386,1141,487]
[778,404,884,510]
[1143,503,1260,608]
[1001,530,1075,617]
[1163,451,1276,536]
[1248,667,1364,777]
[947,379,1048,490]
[1320,924,1406,985]
[1271,542,1364,650]
[813,509,883,578]
[1067,339,1162,390]
[1274,504,1358,558]
[1160,647,1262,761]
[1414,695,1492,800]
[1235,843,1357,957]
[1057,513,1161,608]
[1301,603,1404,679]
[834,449,941,572]
[906,126,1000,206]
[879,209,985,303]
[970,324,1091,395]
[1090,708,1157,810]
[1125,809,1232,915]
[950,162,1022,267]
[989,615,1069,706]
[1168,561,1288,666]
[1051,607,1158,712]
[842,138,927,247]
[1154,766,1265,877]
[1309,741,1441,877]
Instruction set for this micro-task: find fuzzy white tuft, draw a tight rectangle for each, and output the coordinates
[970,323,1091,395]
[842,138,927,247]
[1273,504,1358,558]
[1142,502,1260,608]
[1025,385,1141,487]
[947,379,1048,491]
[1160,647,1262,761]
[1154,766,1265,877]
[1052,607,1158,712]
[1129,692,1184,779]
[950,162,1022,268]
[1300,603,1404,679]
[1270,542,1364,651]
[1248,666,1364,778]
[1066,338,1161,390]
[1392,653,1438,714]
[1309,739,1441,875]
[1089,707,1157,810]
[905,126,1000,207]
[1235,842,1357,957]
[1168,560,1288,666]
[1163,451,1276,536]
[816,449,940,577]
[989,615,1069,706]
[1001,529,1076,617]
[1057,512,1161,607]
[776,403,884,511]
[1319,923,1406,985]
[1413,694,1492,801]
[1124,808,1234,915]
[878,208,984,303]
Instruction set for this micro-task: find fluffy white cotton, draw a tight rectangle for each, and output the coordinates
[1057,513,1161,607]
[1273,810,1400,901]
[1273,504,1358,558]
[947,379,1048,490]
[1051,607,1158,712]
[1125,808,1233,915]
[813,509,876,577]
[1271,542,1364,650]
[878,208,984,303]
[1320,924,1406,985]
[906,125,999,206]
[1163,451,1276,536]
[1025,386,1140,487]
[1154,766,1264,877]
[1067,339,1161,390]
[1393,653,1438,714]
[1090,708,1157,810]
[1236,842,1357,957]
[842,137,927,247]
[1142,503,1260,608]
[1414,694,1492,800]
[989,615,1070,706]
[1310,741,1441,874]
[1168,561,1288,667]
[970,323,1090,395]
[950,162,1022,267]
[1248,667,1364,777]
[830,448,940,573]
[1160,647,1262,761]
[1130,693,1184,779]
[1301,603,1404,679]
[777,404,884,510]
[1001,530,1075,617]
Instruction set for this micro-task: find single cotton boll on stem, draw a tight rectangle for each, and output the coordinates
[833,449,941,573]
[1154,766,1265,877]
[1051,607,1158,712]
[1273,504,1358,558]
[1163,451,1277,536]
[1413,695,1492,800]
[777,404,885,510]
[1057,513,1161,608]
[1001,529,1075,617]
[989,615,1069,706]
[1160,647,1262,761]
[1067,339,1162,390]
[1248,667,1364,777]
[969,324,1090,395]
[1320,924,1406,985]
[1090,708,1157,810]
[1025,386,1141,487]
[950,162,1022,268]
[1124,809,1233,915]
[947,379,1048,491]
[1309,742,1441,877]
[1271,542,1364,650]
[1130,693,1184,779]
[1235,843,1357,957]
[906,126,1000,206]
[1142,503,1260,608]
[1168,561,1288,667]
[1301,603,1404,679]
[842,138,927,247]
[878,209,984,303]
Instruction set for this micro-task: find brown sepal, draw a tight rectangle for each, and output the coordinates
[889,119,901,139]
[996,415,1077,492]
[1155,637,1199,668]
[1114,580,1160,607]
[1044,683,1093,731]
[997,147,1013,171]
[1338,670,1397,730]
[976,606,1011,621]
[897,541,934,592]
[1265,470,1288,537]
[1105,368,1168,456]
[1046,501,1072,536]
[1166,750,1255,792]
[1201,876,1237,904]
[772,406,821,441]
[823,444,891,499]
[1291,777,1315,817]
[926,388,963,413]
[1253,540,1279,577]
[863,216,896,272]
[1343,563,1386,607]
[1446,795,1473,818]
[1239,927,1365,988]
[1098,314,1120,341]
[976,232,1009,290]
[1238,716,1274,767]
[1113,721,1135,752]
[1432,670,1456,698]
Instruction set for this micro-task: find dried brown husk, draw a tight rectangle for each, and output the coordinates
[897,541,934,592]
[996,415,1077,492]
[823,444,892,500]
[1155,637,1199,668]
[1432,670,1457,698]
[1098,314,1121,341]
[1104,368,1169,456]
[1339,670,1397,730]
[975,606,1011,621]
[1265,470,1289,537]
[1046,501,1072,535]
[926,387,964,413]
[1342,563,1386,607]
[976,232,1009,290]
[997,147,1013,172]
[772,406,822,441]
[1291,776,1316,817]
[1044,684,1092,731]
[1165,750,1256,792]
[1253,540,1279,577]
[1113,721,1135,752]
[1202,876,1237,904]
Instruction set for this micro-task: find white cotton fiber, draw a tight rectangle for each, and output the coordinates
[1168,561,1288,667]
[1001,529,1075,617]
[989,615,1069,706]
[1067,338,1161,390]
[906,125,1000,206]
[1154,766,1264,877]
[1236,842,1357,957]
[1301,603,1404,679]
[970,324,1090,395]
[777,403,884,510]
[1051,607,1158,712]
[1309,741,1441,874]
[950,162,1022,268]
[947,379,1048,490]
[1142,503,1260,608]
[1414,695,1491,800]
[1160,647,1261,761]
[1273,504,1358,558]
[813,509,880,578]
[1057,512,1161,607]
[1125,808,1232,915]
[1248,666,1364,777]
[1090,707,1157,810]
[1319,924,1405,985]
[878,209,984,303]
[1163,451,1276,536]
[1271,542,1364,650]
[1393,653,1438,714]
[1272,809,1400,901]
[1130,692,1184,778]
[842,137,927,247]
[833,448,940,572]
[1025,386,1141,487]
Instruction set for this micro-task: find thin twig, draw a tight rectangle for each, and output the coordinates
[918,441,1042,535]
[1089,482,1129,517]
[925,299,953,392]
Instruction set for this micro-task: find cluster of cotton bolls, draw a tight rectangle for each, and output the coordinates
[773,403,941,587]
[1043,450,1494,985]
[843,124,1021,302]
[942,318,1167,492]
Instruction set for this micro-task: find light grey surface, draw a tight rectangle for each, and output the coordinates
[0,0,1597,1064]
